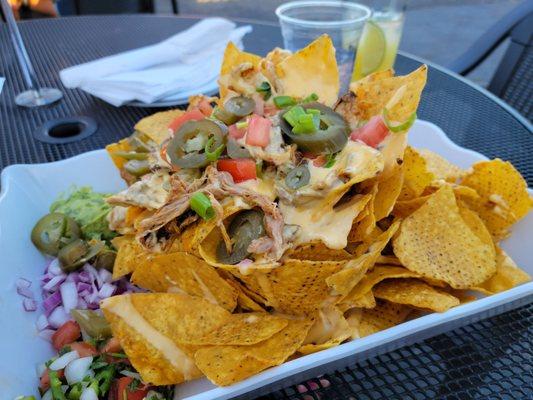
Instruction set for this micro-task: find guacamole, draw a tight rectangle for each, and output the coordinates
[50,187,116,241]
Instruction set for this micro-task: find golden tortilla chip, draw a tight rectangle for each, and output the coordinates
[300,306,351,352]
[182,313,288,346]
[194,318,312,386]
[374,279,460,312]
[376,255,402,265]
[358,300,412,337]
[112,236,151,279]
[223,276,266,312]
[457,202,495,254]
[372,165,405,221]
[339,265,421,308]
[338,290,377,313]
[106,139,132,170]
[131,252,238,312]
[393,185,496,288]
[134,109,184,144]
[418,148,464,182]
[287,242,352,261]
[349,69,394,93]
[101,293,232,385]
[327,220,401,296]
[234,259,347,315]
[471,248,530,295]
[392,195,431,218]
[460,159,532,239]
[398,147,435,201]
[275,35,339,106]
[220,42,261,76]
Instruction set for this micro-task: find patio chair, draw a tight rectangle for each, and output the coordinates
[447,0,533,120]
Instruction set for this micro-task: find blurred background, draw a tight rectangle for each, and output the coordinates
[2,0,525,87]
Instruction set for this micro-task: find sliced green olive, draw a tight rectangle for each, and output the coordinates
[94,249,117,272]
[280,102,349,154]
[167,120,225,169]
[58,239,105,273]
[112,151,148,160]
[286,165,311,189]
[227,138,251,159]
[225,96,255,118]
[216,210,266,265]
[71,309,112,339]
[123,159,150,176]
[31,213,81,256]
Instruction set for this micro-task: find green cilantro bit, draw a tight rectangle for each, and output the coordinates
[49,370,67,400]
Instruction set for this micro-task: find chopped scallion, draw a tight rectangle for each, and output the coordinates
[190,192,215,220]
[236,120,249,129]
[283,106,306,127]
[292,113,319,134]
[205,136,225,162]
[324,153,336,168]
[256,81,272,100]
[274,95,297,108]
[302,93,319,103]
[382,108,417,133]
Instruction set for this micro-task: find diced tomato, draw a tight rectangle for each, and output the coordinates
[115,376,149,400]
[196,98,214,116]
[52,321,81,351]
[228,124,246,139]
[217,159,257,183]
[68,341,98,357]
[350,115,390,148]
[101,337,122,354]
[246,114,271,147]
[40,368,64,391]
[168,109,204,133]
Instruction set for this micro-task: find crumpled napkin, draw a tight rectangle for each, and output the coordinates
[60,18,251,106]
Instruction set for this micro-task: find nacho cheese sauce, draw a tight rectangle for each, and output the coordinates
[104,297,199,380]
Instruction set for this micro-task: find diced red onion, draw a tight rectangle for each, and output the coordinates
[16,277,32,289]
[98,283,116,299]
[98,268,113,284]
[43,291,62,316]
[77,282,91,292]
[36,314,49,331]
[38,329,55,342]
[47,258,62,276]
[43,274,66,292]
[78,271,91,283]
[77,298,88,309]
[41,273,53,284]
[60,281,78,314]
[48,306,71,329]
[84,264,101,286]
[17,286,34,299]
[65,272,80,283]
[23,298,37,311]
[49,350,79,371]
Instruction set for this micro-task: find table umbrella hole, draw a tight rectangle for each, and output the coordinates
[34,117,98,144]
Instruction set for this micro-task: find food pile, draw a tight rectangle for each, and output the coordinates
[26,35,531,396]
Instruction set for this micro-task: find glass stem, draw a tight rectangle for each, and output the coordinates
[0,0,41,93]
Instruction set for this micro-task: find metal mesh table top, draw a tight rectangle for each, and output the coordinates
[0,14,531,400]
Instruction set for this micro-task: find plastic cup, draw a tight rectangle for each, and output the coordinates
[276,1,371,94]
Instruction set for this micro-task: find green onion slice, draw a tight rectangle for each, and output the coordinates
[190,192,215,220]
[324,153,336,168]
[382,108,417,133]
[302,93,319,103]
[273,95,297,108]
[236,120,249,129]
[292,113,319,134]
[283,105,307,127]
[256,81,272,100]
[205,136,225,162]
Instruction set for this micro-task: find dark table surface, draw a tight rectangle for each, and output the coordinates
[0,14,532,400]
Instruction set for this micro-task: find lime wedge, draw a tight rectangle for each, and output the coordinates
[354,21,387,79]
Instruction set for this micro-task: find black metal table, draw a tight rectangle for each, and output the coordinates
[0,14,531,400]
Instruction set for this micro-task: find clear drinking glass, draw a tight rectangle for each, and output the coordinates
[0,0,63,107]
[351,0,405,81]
[276,1,371,93]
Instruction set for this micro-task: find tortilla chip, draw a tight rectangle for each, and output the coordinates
[460,159,532,239]
[106,139,132,170]
[418,148,464,182]
[457,202,495,254]
[112,236,151,279]
[301,306,351,351]
[194,319,312,386]
[349,69,394,93]
[220,42,261,76]
[471,248,530,294]
[393,185,496,288]
[234,259,347,315]
[134,109,185,144]
[223,276,266,312]
[287,242,352,261]
[327,220,401,296]
[348,188,378,243]
[131,252,238,312]
[337,290,376,312]
[182,313,288,345]
[376,255,402,265]
[374,279,460,312]
[393,194,431,218]
[340,265,422,308]
[358,300,412,337]
[275,35,339,106]
[398,147,435,201]
[372,165,405,221]
[101,293,232,385]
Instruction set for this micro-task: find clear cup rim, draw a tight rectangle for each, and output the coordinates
[275,1,372,28]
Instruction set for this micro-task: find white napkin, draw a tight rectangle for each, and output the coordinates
[60,18,251,106]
